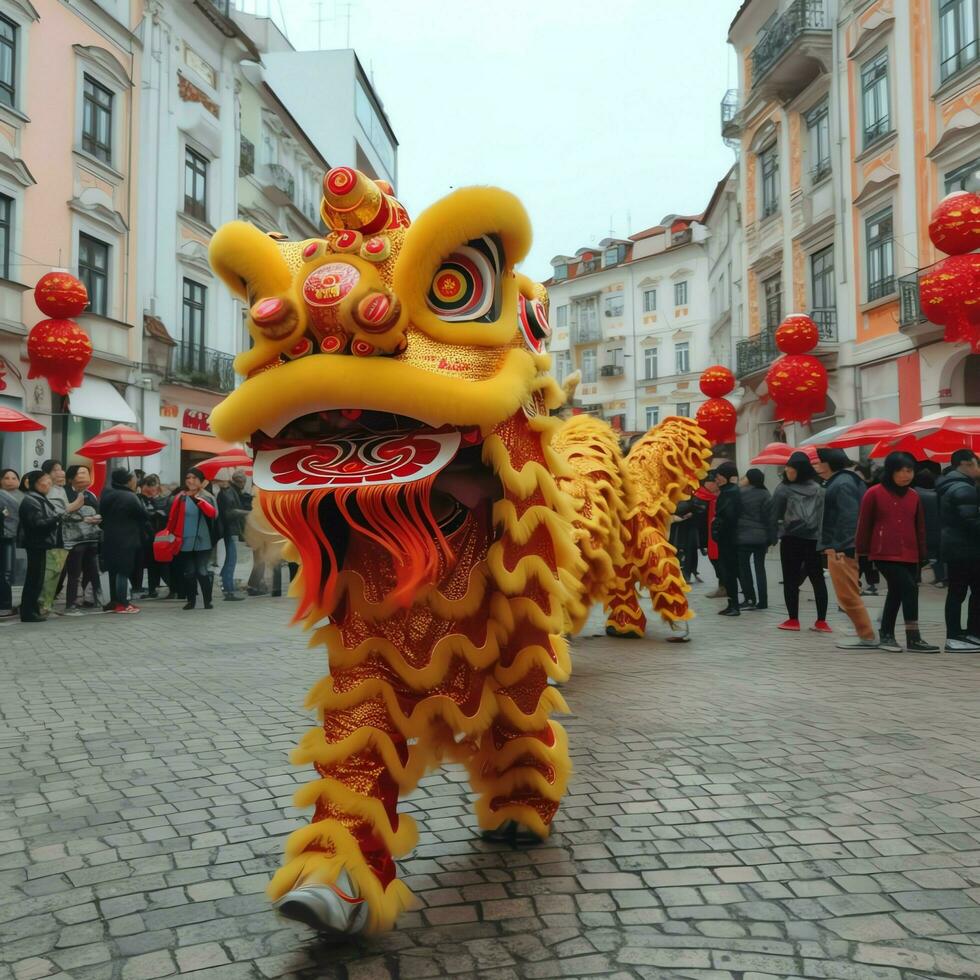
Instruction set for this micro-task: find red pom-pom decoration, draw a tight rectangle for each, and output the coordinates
[765,353,828,424]
[919,253,980,350]
[775,314,819,354]
[34,272,89,319]
[27,318,93,395]
[696,396,737,444]
[929,192,980,256]
[699,365,736,398]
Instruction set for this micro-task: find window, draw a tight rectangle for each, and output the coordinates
[675,342,690,374]
[945,157,980,193]
[182,278,207,350]
[806,101,831,181]
[0,15,15,108]
[604,293,624,317]
[556,305,569,329]
[644,346,658,380]
[811,245,835,311]
[866,207,895,300]
[642,288,657,312]
[674,281,688,307]
[676,402,690,417]
[82,75,113,164]
[940,0,978,82]
[581,348,597,384]
[553,263,568,281]
[78,233,109,316]
[184,147,208,223]
[760,143,779,217]
[861,51,890,148]
[609,347,624,367]
[553,350,572,384]
[603,245,622,267]
[0,194,12,280]
[763,273,782,330]
[645,406,660,428]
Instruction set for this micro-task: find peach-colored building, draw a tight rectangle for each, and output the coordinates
[0,0,143,475]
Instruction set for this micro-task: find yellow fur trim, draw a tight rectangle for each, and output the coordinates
[495,684,569,729]
[468,724,571,799]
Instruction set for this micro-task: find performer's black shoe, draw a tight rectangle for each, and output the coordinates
[481,820,545,846]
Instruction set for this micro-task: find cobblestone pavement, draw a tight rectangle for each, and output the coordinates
[1,572,979,980]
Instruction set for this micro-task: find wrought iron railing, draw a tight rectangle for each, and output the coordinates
[752,0,829,86]
[736,329,781,378]
[202,0,231,16]
[898,260,947,328]
[571,322,601,345]
[265,163,295,201]
[166,342,236,393]
[721,89,739,130]
[239,135,255,178]
[600,364,624,377]
[810,307,837,342]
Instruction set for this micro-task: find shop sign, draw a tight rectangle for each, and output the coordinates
[183,408,211,431]
[160,400,179,420]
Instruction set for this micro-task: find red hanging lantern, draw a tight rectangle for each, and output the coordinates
[775,313,820,354]
[919,253,980,350]
[34,272,89,319]
[695,397,737,444]
[928,191,980,256]
[698,365,735,398]
[766,353,828,424]
[27,318,93,395]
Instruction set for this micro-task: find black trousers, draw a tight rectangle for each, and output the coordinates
[944,561,980,638]
[179,550,213,606]
[716,540,740,604]
[20,548,46,621]
[737,544,768,606]
[65,544,101,606]
[859,556,879,588]
[779,536,828,621]
[132,542,165,594]
[876,560,919,635]
[0,538,14,610]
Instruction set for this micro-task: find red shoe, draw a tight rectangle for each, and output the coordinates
[115,604,141,615]
[777,619,801,631]
[811,620,832,633]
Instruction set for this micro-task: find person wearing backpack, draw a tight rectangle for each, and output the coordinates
[770,451,829,633]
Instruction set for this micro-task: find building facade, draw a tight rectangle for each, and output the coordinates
[724,0,980,469]
[0,0,143,476]
[546,217,712,434]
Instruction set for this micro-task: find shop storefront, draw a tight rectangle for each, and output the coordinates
[158,397,237,487]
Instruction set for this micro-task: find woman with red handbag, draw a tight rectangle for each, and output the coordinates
[166,467,219,610]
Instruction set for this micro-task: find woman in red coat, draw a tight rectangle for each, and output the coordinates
[855,452,939,653]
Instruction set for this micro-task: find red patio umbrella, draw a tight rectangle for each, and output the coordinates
[78,425,167,493]
[799,417,899,449]
[0,405,44,432]
[869,411,980,462]
[196,450,253,479]
[749,442,818,466]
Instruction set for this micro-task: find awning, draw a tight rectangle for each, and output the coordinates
[180,432,238,454]
[68,377,138,424]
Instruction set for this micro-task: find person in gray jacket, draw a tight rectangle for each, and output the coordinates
[770,452,829,632]
[815,449,876,649]
[735,468,773,610]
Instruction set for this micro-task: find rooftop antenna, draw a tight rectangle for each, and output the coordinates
[340,0,352,47]
[315,0,326,48]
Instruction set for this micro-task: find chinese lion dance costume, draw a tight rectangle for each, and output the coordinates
[208,167,710,936]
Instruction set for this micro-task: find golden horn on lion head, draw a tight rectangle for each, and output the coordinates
[320,166,411,234]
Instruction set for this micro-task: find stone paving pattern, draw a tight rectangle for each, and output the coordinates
[1,572,979,979]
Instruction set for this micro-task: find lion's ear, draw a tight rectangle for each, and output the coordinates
[209,221,293,302]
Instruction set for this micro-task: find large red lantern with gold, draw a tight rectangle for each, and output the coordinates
[774,313,820,354]
[34,271,89,318]
[928,191,980,256]
[764,314,828,424]
[920,253,980,349]
[698,364,735,399]
[27,318,93,395]
[696,397,737,443]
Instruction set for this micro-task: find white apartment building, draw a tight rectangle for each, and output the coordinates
[546,217,711,434]
[704,166,744,374]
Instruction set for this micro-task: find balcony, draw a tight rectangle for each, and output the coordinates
[571,322,601,345]
[239,135,255,178]
[810,307,837,342]
[261,163,295,206]
[600,364,624,378]
[898,262,948,345]
[166,342,236,394]
[736,311,838,379]
[721,89,741,142]
[201,0,231,14]
[750,0,831,102]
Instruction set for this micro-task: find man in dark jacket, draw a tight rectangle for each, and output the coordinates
[713,461,742,616]
[99,469,151,613]
[816,449,875,649]
[217,473,249,601]
[736,468,773,610]
[936,448,980,652]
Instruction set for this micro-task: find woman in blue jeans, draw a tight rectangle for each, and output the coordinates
[168,467,219,610]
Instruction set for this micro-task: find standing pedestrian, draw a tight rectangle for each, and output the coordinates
[912,469,944,587]
[168,467,219,610]
[0,467,23,617]
[38,459,84,614]
[694,472,723,596]
[815,449,876,649]
[855,451,939,653]
[133,475,169,599]
[935,448,980,652]
[216,473,249,601]
[712,461,742,616]
[62,464,102,612]
[736,468,772,611]
[770,451,829,633]
[99,468,150,614]
[854,463,880,595]
[18,470,79,622]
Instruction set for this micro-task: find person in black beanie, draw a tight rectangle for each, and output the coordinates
[712,461,742,616]
[736,468,773,610]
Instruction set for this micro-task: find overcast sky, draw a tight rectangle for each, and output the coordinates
[248,0,742,281]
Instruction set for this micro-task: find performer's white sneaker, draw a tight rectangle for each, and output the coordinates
[274,870,368,936]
